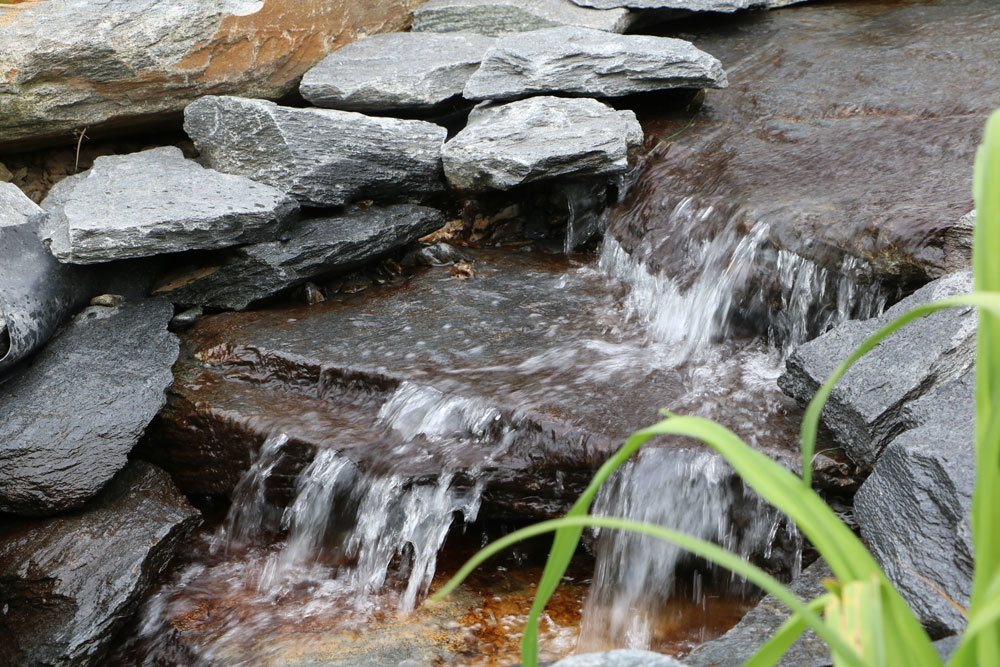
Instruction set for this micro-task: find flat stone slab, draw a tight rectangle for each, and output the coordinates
[570,0,802,10]
[0,298,178,515]
[464,26,726,102]
[40,147,297,265]
[154,205,446,310]
[184,96,447,208]
[442,96,643,191]
[0,462,200,666]
[301,32,496,113]
[412,0,636,37]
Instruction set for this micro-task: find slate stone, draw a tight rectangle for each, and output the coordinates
[778,271,976,470]
[0,299,178,515]
[552,650,687,666]
[154,205,446,311]
[0,461,201,667]
[441,97,643,191]
[301,32,496,113]
[39,147,297,265]
[855,371,975,636]
[184,96,448,208]
[464,27,726,102]
[412,0,636,37]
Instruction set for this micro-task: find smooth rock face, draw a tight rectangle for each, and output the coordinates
[0,462,200,667]
[442,97,643,191]
[184,96,448,207]
[465,27,726,101]
[855,371,974,636]
[552,650,687,666]
[301,32,496,113]
[779,271,976,470]
[0,299,178,515]
[0,0,425,150]
[412,0,636,37]
[154,205,446,310]
[40,147,297,265]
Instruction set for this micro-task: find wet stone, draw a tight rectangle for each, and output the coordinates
[552,651,687,666]
[412,0,636,37]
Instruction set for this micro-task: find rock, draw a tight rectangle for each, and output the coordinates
[569,0,797,10]
[153,205,446,311]
[552,650,687,666]
[854,371,975,636]
[40,147,297,265]
[0,0,425,150]
[686,561,832,667]
[184,96,448,208]
[778,271,976,470]
[442,97,643,191]
[0,461,201,667]
[412,0,636,37]
[301,32,496,113]
[170,306,204,332]
[0,299,178,515]
[90,294,125,308]
[464,27,726,102]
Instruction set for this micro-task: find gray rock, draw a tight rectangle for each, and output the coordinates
[552,650,687,666]
[778,271,976,470]
[687,561,832,667]
[570,0,765,10]
[40,147,297,265]
[412,0,636,37]
[154,205,446,311]
[0,299,178,515]
[464,27,726,102]
[442,97,643,191]
[301,32,496,113]
[184,96,447,208]
[0,182,39,227]
[0,461,201,667]
[855,371,975,636]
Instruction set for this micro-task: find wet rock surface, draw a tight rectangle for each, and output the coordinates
[412,0,637,37]
[0,299,178,515]
[443,97,643,191]
[301,32,496,114]
[464,27,726,102]
[0,461,200,667]
[552,651,687,666]
[184,97,447,208]
[40,147,297,264]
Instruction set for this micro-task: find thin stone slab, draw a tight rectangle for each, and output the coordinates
[301,32,496,113]
[442,97,642,191]
[40,147,297,265]
[570,0,778,10]
[184,96,447,208]
[412,0,636,37]
[0,299,178,516]
[464,27,726,102]
[154,205,446,311]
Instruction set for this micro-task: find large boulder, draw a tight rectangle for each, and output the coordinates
[441,97,643,191]
[0,462,201,667]
[0,298,178,515]
[464,27,726,101]
[0,0,424,151]
[154,205,446,310]
[40,147,297,264]
[412,0,636,37]
[184,96,448,208]
[301,32,496,114]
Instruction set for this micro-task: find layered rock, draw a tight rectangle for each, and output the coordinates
[570,0,805,10]
[0,462,200,667]
[154,205,446,310]
[0,299,178,515]
[442,97,643,191]
[464,27,726,102]
[412,0,636,37]
[301,33,496,114]
[40,147,297,265]
[184,96,447,207]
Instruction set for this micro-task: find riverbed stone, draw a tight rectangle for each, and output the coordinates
[569,0,799,10]
[0,461,201,667]
[442,97,643,191]
[39,147,297,265]
[0,299,178,515]
[154,205,446,310]
[412,0,636,37]
[184,96,447,208]
[552,650,687,666]
[464,27,726,102]
[301,32,496,113]
[778,271,976,470]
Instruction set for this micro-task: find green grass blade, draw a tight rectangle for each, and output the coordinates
[745,594,834,667]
